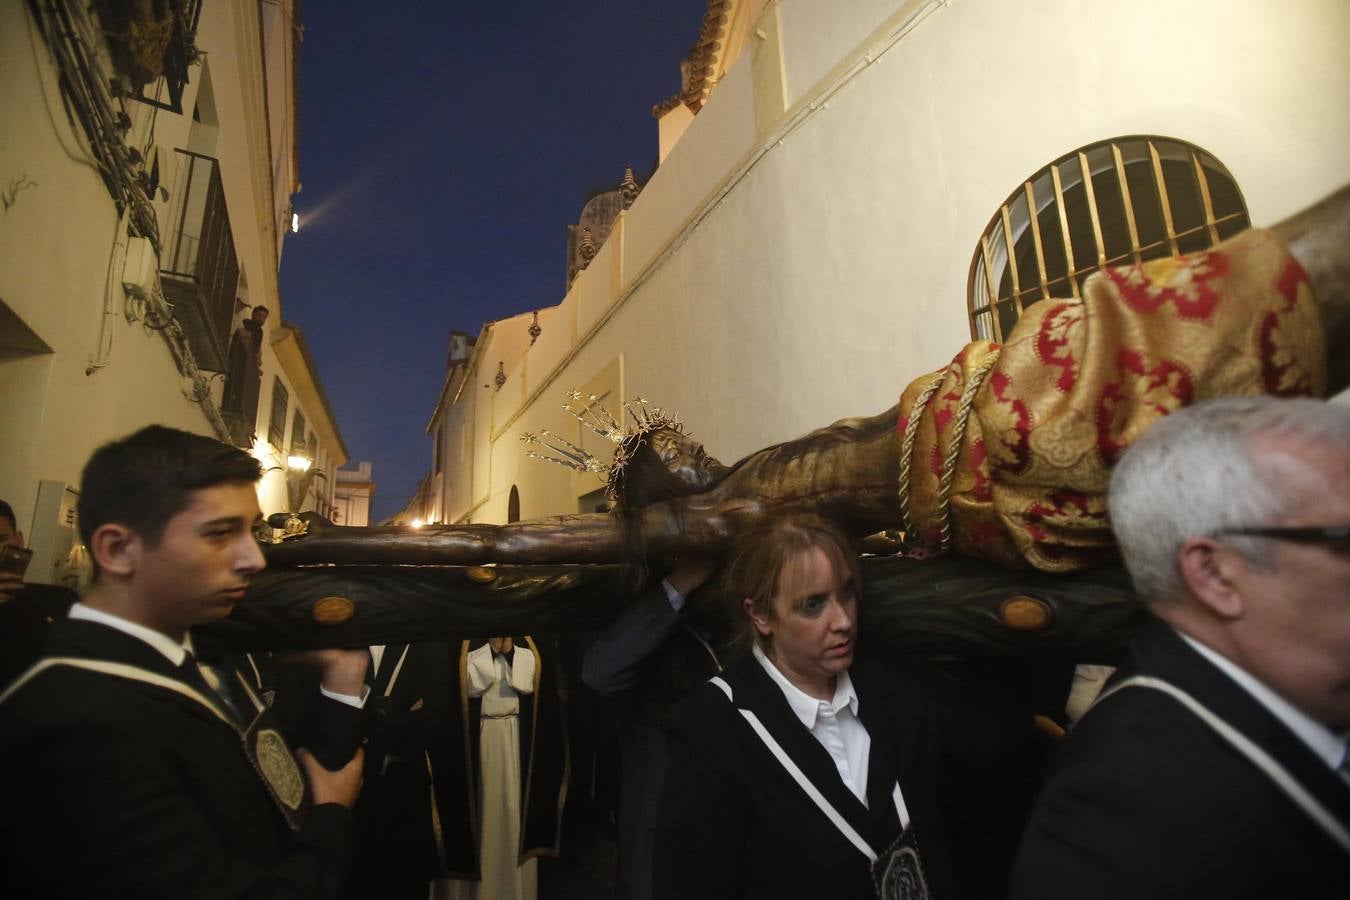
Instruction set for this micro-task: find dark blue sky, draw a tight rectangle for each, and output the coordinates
[279,2,705,521]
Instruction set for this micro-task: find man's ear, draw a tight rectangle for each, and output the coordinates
[89,523,139,578]
[743,597,772,637]
[1177,537,1246,619]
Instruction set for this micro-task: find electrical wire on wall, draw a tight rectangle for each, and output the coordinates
[146,274,232,441]
[28,0,162,249]
[86,204,133,375]
[22,3,100,176]
[29,0,229,440]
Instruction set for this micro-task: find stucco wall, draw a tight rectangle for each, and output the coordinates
[0,4,206,530]
[0,1,321,566]
[441,0,1350,524]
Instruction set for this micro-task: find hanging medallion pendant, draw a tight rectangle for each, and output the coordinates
[873,826,931,900]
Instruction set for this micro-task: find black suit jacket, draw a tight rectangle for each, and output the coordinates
[653,653,957,900]
[0,619,355,899]
[583,583,725,900]
[1010,619,1350,899]
[0,582,76,688]
[355,641,463,897]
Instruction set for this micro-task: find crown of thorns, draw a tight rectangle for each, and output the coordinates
[520,390,687,502]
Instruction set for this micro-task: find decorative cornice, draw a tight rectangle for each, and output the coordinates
[650,0,733,118]
[620,166,639,210]
[290,0,303,191]
[578,227,596,266]
[651,93,686,118]
[237,1,283,315]
[271,322,350,462]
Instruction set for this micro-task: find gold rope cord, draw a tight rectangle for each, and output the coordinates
[935,350,1001,553]
[897,372,945,539]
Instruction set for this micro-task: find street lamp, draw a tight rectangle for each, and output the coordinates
[286,450,312,473]
[261,440,327,540]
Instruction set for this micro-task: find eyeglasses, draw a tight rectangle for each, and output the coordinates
[1215,526,1350,544]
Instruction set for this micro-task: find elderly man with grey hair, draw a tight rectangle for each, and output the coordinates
[1010,395,1350,899]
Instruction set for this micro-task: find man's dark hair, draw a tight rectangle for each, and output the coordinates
[0,500,16,533]
[78,425,262,553]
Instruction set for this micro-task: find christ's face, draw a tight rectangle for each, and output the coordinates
[646,428,728,496]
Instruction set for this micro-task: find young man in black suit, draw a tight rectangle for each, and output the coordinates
[0,425,368,898]
[1011,397,1350,897]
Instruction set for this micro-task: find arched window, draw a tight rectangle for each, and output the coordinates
[507,485,521,524]
[968,136,1249,341]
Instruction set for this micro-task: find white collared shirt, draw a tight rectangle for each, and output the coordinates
[754,644,871,806]
[67,603,367,708]
[1178,631,1349,773]
[69,602,189,665]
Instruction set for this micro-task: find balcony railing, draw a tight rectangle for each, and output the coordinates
[101,0,204,114]
[160,149,239,374]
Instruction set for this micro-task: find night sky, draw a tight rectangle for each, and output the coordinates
[278,2,706,521]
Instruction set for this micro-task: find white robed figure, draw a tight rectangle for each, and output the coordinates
[436,637,538,900]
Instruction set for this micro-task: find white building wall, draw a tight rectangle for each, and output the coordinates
[252,356,342,517]
[441,0,1350,525]
[334,460,374,527]
[0,5,211,550]
[194,0,290,320]
[0,1,319,577]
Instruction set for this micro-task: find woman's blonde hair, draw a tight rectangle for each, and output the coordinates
[723,514,862,648]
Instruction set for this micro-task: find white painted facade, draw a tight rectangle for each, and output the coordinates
[334,461,375,527]
[0,1,345,583]
[264,321,349,519]
[429,0,1350,528]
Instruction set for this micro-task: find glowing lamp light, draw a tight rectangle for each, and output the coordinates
[286,453,312,472]
[410,518,424,529]
[249,439,272,464]
[290,211,300,233]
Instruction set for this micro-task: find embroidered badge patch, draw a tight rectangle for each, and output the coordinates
[254,728,305,810]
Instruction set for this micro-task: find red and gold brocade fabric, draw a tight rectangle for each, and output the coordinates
[897,228,1326,572]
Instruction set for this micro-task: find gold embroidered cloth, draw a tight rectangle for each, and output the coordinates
[898,228,1325,572]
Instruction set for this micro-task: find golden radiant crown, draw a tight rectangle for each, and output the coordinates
[520,390,685,501]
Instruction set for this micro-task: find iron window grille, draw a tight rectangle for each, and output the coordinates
[967,136,1249,342]
[269,379,289,449]
[291,410,307,453]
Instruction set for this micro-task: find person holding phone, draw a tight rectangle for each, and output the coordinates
[0,499,73,689]
[0,499,30,601]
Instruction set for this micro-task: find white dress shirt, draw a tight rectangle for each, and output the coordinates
[68,602,367,708]
[69,602,189,664]
[1179,631,1349,774]
[753,644,871,806]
